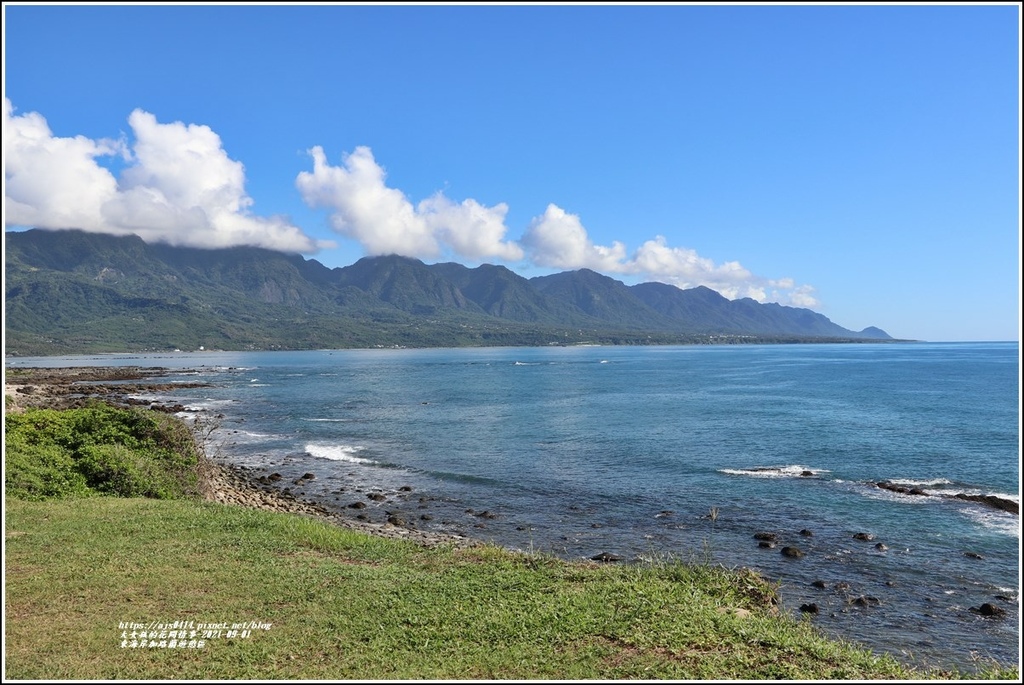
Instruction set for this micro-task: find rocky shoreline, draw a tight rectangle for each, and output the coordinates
[4,365,476,550]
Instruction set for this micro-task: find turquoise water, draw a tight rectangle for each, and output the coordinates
[8,342,1019,672]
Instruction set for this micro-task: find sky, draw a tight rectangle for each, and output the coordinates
[2,3,1020,342]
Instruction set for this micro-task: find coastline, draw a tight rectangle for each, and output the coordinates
[5,361,1019,675]
[4,365,477,550]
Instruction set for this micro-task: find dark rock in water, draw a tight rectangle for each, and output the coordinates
[851,595,881,607]
[399,485,413,492]
[875,481,919,495]
[811,580,828,589]
[799,603,819,614]
[268,473,283,481]
[420,514,433,521]
[758,541,776,549]
[347,501,366,509]
[970,603,1007,618]
[781,546,805,558]
[799,529,814,537]
[834,582,851,591]
[963,551,984,560]
[852,532,875,542]
[367,493,387,502]
[475,510,499,519]
[874,542,888,551]
[355,514,369,521]
[953,493,1019,515]
[301,472,316,480]
[591,523,603,528]
[387,514,406,527]
[800,470,814,477]
[591,552,623,562]
[655,510,674,518]
[753,532,779,541]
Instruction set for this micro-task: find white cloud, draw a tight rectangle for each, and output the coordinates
[294,142,821,307]
[3,98,123,232]
[419,194,524,262]
[520,212,820,308]
[296,145,523,262]
[3,100,322,253]
[4,101,821,309]
[520,204,628,271]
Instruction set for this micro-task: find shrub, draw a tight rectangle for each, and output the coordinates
[4,402,202,500]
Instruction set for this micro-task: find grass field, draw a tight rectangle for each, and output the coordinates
[6,496,1017,681]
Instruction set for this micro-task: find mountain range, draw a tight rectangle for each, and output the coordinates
[3,228,892,356]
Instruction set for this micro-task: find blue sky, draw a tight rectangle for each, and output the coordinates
[3,3,1020,342]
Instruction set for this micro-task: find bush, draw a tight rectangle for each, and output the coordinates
[4,402,202,500]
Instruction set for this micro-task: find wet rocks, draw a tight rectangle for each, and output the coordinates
[780,546,805,559]
[850,595,881,607]
[799,603,819,614]
[971,603,1007,618]
[386,514,407,527]
[200,461,473,549]
[590,552,623,562]
[367,493,387,502]
[953,494,1018,515]
[753,532,778,542]
[963,551,984,560]
[852,532,875,542]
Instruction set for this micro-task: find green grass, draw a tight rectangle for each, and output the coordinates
[7,497,1016,680]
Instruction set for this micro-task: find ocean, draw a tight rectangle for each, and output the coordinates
[6,341,1019,672]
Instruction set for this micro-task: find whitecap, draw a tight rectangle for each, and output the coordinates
[957,506,1021,538]
[305,443,375,465]
[719,465,828,478]
[886,477,954,488]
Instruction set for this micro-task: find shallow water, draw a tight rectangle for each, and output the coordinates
[8,341,1019,672]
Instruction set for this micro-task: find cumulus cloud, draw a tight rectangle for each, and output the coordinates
[3,99,322,253]
[4,101,819,308]
[520,204,628,271]
[296,146,523,262]
[520,208,819,307]
[295,144,820,307]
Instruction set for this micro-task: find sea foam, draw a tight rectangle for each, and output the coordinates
[719,464,828,478]
[305,443,374,464]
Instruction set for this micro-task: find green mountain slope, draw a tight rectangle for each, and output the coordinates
[4,228,893,355]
